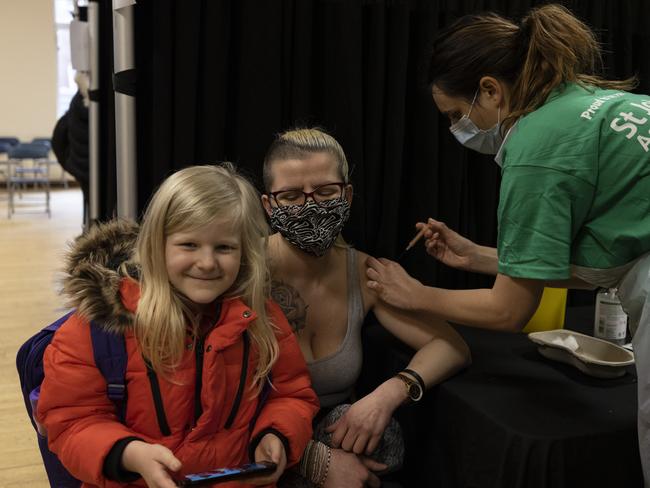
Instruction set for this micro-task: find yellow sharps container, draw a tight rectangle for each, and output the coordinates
[522,287,568,333]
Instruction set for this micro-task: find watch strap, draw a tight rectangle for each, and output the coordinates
[402,368,426,392]
[395,372,423,402]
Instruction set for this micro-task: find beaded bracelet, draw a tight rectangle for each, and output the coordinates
[315,442,329,485]
[300,440,330,485]
[318,445,332,488]
[299,440,316,479]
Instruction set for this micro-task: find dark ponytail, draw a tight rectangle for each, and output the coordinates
[508,4,636,125]
[428,4,637,129]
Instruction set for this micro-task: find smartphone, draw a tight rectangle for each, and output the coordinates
[177,461,277,486]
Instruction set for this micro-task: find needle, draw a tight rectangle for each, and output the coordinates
[396,226,427,261]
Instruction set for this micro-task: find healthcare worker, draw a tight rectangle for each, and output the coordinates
[363,3,650,484]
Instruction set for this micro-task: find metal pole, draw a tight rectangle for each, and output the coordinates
[112,0,137,219]
[88,0,100,225]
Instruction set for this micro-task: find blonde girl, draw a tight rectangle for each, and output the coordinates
[38,164,318,488]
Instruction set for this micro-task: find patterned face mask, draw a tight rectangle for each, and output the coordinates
[269,198,351,257]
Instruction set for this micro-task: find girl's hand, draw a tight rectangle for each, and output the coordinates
[323,449,386,488]
[249,433,287,485]
[326,392,395,455]
[121,440,181,488]
[365,257,423,311]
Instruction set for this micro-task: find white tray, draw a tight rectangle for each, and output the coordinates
[528,329,635,379]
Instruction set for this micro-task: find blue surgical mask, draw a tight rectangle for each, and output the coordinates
[449,90,503,155]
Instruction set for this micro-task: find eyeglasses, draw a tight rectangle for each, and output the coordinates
[269,182,347,207]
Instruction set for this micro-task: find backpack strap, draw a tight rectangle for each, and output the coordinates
[89,322,127,423]
[43,310,76,333]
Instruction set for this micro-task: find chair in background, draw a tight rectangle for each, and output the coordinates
[33,137,68,188]
[0,137,20,159]
[6,143,52,218]
[0,142,14,156]
[0,138,20,196]
[31,138,52,149]
[0,144,10,199]
[0,137,20,147]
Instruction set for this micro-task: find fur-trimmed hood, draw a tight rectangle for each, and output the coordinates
[63,219,139,333]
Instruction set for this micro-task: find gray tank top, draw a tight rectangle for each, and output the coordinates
[307,248,365,408]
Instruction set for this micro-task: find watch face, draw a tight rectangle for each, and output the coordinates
[407,382,423,401]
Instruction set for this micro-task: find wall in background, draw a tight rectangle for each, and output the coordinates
[0,0,57,142]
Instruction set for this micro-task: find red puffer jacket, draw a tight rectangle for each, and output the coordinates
[37,220,319,488]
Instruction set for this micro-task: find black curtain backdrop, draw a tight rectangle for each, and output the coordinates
[97,0,117,221]
[98,0,650,294]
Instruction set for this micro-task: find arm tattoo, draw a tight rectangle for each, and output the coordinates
[271,280,309,333]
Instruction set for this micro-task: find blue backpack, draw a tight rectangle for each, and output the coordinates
[16,311,127,488]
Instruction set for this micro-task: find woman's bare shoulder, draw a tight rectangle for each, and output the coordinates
[352,248,378,310]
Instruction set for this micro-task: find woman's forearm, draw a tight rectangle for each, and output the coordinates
[410,277,543,332]
[366,258,544,333]
[369,298,470,409]
[469,245,498,275]
[412,286,509,330]
[371,334,470,411]
[405,332,471,388]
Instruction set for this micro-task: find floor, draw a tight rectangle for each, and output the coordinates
[0,188,83,487]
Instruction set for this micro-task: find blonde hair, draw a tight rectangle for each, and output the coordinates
[427,4,637,131]
[263,127,350,189]
[263,127,351,247]
[135,164,278,387]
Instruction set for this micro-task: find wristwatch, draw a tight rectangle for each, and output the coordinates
[395,372,424,402]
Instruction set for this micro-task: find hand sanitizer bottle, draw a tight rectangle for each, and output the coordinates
[594,288,628,345]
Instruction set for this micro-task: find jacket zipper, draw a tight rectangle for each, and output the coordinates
[195,302,221,425]
[224,332,250,429]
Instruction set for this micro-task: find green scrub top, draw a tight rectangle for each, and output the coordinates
[497,83,650,280]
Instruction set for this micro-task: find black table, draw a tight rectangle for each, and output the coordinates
[359,307,643,488]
